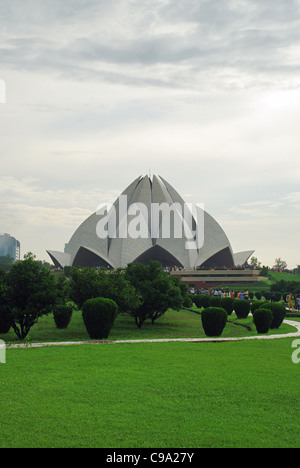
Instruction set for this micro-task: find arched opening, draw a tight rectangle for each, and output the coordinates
[133,245,183,268]
[201,247,234,269]
[72,247,114,269]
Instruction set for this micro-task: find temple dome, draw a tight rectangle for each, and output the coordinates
[47,175,254,269]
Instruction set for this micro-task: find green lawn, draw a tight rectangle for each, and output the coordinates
[1,306,300,448]
[1,339,300,448]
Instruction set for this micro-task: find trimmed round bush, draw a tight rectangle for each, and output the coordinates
[201,295,211,309]
[274,292,282,302]
[82,297,118,339]
[234,299,251,319]
[258,303,286,329]
[0,307,12,334]
[53,304,73,329]
[193,295,204,309]
[220,297,235,316]
[253,308,273,334]
[263,292,271,301]
[201,307,228,337]
[250,301,265,314]
[209,296,222,308]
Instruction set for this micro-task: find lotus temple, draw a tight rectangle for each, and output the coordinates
[47,175,255,279]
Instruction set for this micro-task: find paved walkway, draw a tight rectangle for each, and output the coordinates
[6,319,300,349]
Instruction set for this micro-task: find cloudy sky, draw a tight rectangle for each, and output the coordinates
[1,0,300,268]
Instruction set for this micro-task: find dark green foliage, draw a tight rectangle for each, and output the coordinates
[69,267,140,314]
[202,295,211,309]
[53,304,73,329]
[193,295,204,308]
[220,297,235,316]
[250,301,265,314]
[209,296,222,308]
[234,299,251,319]
[274,292,282,302]
[0,269,12,333]
[82,297,118,339]
[272,279,300,295]
[170,277,193,308]
[124,261,183,328]
[192,294,211,309]
[258,303,286,329]
[253,308,273,334]
[6,258,61,340]
[201,307,228,337]
[263,291,271,301]
[0,308,12,334]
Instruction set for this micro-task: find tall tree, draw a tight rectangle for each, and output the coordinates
[68,267,141,314]
[274,258,287,270]
[124,261,184,328]
[7,257,61,340]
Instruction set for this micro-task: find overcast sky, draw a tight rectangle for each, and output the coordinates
[1,0,300,268]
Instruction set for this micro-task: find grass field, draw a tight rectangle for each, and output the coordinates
[1,306,300,448]
[1,339,300,448]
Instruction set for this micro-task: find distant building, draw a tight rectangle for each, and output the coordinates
[0,233,21,261]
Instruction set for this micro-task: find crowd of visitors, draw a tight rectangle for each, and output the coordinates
[189,287,250,299]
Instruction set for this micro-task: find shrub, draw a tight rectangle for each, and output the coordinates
[220,297,235,316]
[201,295,211,309]
[263,292,271,301]
[201,307,228,337]
[258,303,286,329]
[255,292,262,300]
[82,297,118,339]
[234,299,251,319]
[53,304,73,329]
[274,292,282,302]
[209,296,222,308]
[193,295,204,309]
[250,301,265,314]
[253,308,273,334]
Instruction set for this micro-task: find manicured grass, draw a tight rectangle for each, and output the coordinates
[1,339,300,448]
[0,308,296,345]
[268,271,300,283]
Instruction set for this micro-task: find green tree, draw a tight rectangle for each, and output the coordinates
[250,256,261,269]
[124,261,184,328]
[68,267,141,314]
[6,257,61,340]
[0,269,13,333]
[259,265,269,277]
[274,258,287,270]
[0,255,14,272]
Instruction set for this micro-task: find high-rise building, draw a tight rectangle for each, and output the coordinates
[0,233,21,261]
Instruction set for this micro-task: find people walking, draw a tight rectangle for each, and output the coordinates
[287,292,294,310]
